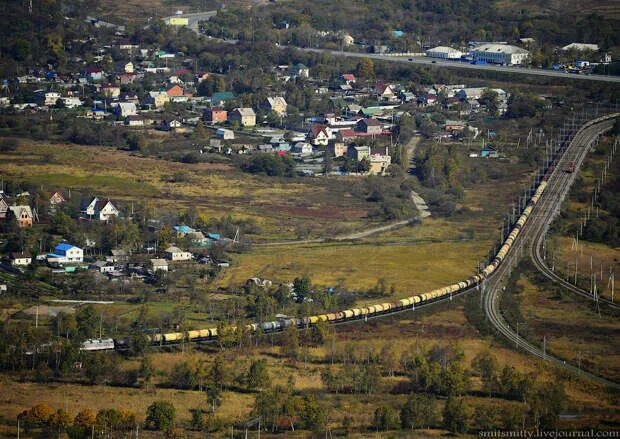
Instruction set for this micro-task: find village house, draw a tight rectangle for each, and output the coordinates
[0,195,9,220]
[261,97,288,115]
[49,191,65,209]
[216,128,235,140]
[166,85,185,97]
[84,198,119,221]
[444,120,466,132]
[348,145,371,161]
[106,249,129,264]
[47,243,84,265]
[115,102,137,117]
[124,115,145,126]
[10,251,32,267]
[61,97,82,109]
[102,83,120,98]
[150,258,169,272]
[327,141,347,158]
[204,107,228,123]
[8,206,33,228]
[84,67,104,81]
[229,108,256,127]
[174,225,195,237]
[160,119,183,131]
[357,118,383,135]
[147,91,170,108]
[90,261,115,274]
[369,146,392,175]
[291,63,310,79]
[309,124,332,146]
[291,142,313,155]
[165,246,192,262]
[375,83,397,101]
[36,91,60,106]
[338,74,357,85]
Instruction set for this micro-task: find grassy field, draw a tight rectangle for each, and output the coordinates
[508,269,620,382]
[1,142,375,241]
[217,239,492,293]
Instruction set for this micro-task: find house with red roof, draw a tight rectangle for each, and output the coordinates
[308,124,332,146]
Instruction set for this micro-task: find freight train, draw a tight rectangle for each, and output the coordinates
[83,179,548,352]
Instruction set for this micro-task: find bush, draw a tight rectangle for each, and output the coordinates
[145,401,175,431]
[0,138,19,152]
[241,153,296,177]
[373,405,400,431]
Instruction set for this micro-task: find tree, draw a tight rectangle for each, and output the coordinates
[145,401,176,431]
[281,324,300,361]
[472,351,499,395]
[400,393,437,430]
[357,58,375,80]
[373,405,400,431]
[478,88,499,116]
[300,394,326,432]
[442,397,471,434]
[246,359,269,390]
[293,276,311,297]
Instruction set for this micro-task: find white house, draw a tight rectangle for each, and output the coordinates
[150,258,169,272]
[90,261,115,273]
[47,243,83,264]
[216,128,235,140]
[41,92,60,106]
[471,44,529,65]
[85,198,120,221]
[309,125,332,146]
[426,46,463,59]
[165,246,192,261]
[116,102,137,117]
[292,142,313,155]
[10,251,32,267]
[61,97,83,109]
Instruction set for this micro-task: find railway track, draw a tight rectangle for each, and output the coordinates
[483,114,620,389]
[530,160,620,311]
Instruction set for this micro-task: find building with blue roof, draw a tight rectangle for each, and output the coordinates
[47,243,84,265]
[174,225,195,236]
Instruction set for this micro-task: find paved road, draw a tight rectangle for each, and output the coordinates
[483,114,620,389]
[293,47,620,84]
[165,11,217,33]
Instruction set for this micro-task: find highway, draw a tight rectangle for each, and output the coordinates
[294,47,620,84]
[483,113,620,389]
[165,11,217,33]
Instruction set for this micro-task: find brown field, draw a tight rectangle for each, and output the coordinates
[513,272,620,381]
[1,142,375,241]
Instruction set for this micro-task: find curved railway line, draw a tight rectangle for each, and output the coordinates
[483,114,620,389]
[81,112,620,389]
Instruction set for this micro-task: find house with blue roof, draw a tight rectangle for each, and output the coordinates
[174,225,195,237]
[47,243,84,265]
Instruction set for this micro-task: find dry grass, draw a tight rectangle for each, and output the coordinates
[1,142,372,240]
[515,273,620,381]
[549,235,620,300]
[217,240,491,293]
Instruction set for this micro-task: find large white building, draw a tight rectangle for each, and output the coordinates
[471,44,529,65]
[426,46,463,59]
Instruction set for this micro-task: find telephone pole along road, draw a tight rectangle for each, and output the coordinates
[293,47,620,84]
[483,113,620,389]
